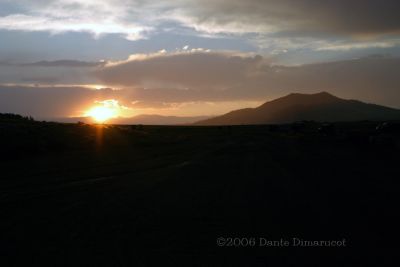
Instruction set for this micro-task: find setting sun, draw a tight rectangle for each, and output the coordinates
[84,99,124,123]
[86,106,115,123]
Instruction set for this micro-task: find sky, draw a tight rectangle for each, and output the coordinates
[0,0,400,119]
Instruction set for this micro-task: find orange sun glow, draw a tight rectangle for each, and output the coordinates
[86,106,116,123]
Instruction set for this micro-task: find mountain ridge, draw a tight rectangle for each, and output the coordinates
[194,92,400,125]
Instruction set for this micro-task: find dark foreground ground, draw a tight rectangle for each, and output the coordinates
[1,116,400,266]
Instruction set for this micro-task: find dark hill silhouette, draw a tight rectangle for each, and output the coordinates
[195,92,400,125]
[0,113,35,123]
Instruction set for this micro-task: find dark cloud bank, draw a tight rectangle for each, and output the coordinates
[96,52,400,107]
[182,0,400,37]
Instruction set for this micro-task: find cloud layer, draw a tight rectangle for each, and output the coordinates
[97,51,264,88]
[0,0,151,40]
[1,0,400,48]
[0,60,101,85]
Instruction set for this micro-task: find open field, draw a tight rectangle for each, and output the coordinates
[1,117,400,265]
